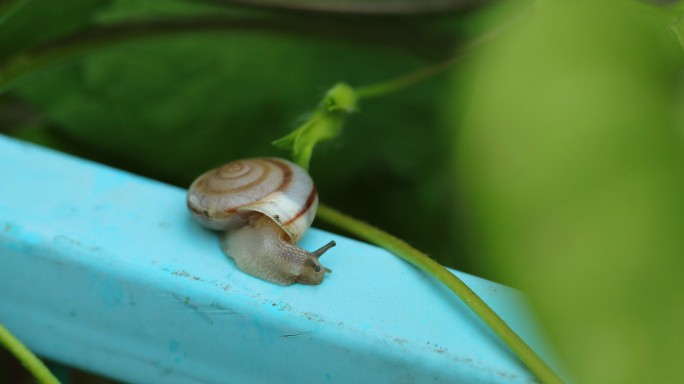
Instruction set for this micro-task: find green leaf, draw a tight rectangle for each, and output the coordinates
[322,82,357,113]
[272,82,357,170]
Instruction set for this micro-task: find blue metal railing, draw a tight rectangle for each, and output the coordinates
[0,134,557,383]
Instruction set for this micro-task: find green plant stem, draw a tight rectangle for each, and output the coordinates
[354,57,458,100]
[316,203,563,384]
[0,324,60,384]
[354,6,531,101]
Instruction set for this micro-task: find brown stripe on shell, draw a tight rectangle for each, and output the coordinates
[209,161,271,195]
[285,185,317,226]
[222,159,293,214]
[198,160,267,196]
[265,158,293,192]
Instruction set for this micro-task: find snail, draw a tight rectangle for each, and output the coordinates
[186,158,335,286]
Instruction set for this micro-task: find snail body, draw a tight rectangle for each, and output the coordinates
[187,158,334,285]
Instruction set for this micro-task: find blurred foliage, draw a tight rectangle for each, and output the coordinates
[2,0,684,383]
[452,0,684,383]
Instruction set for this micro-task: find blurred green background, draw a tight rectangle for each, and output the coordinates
[2,0,684,383]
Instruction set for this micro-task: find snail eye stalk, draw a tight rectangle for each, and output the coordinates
[311,241,336,259]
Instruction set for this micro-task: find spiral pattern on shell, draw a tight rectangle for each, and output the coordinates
[187,158,318,242]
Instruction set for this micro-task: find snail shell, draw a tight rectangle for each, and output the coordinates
[187,158,334,285]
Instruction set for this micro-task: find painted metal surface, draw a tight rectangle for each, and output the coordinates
[0,135,559,383]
